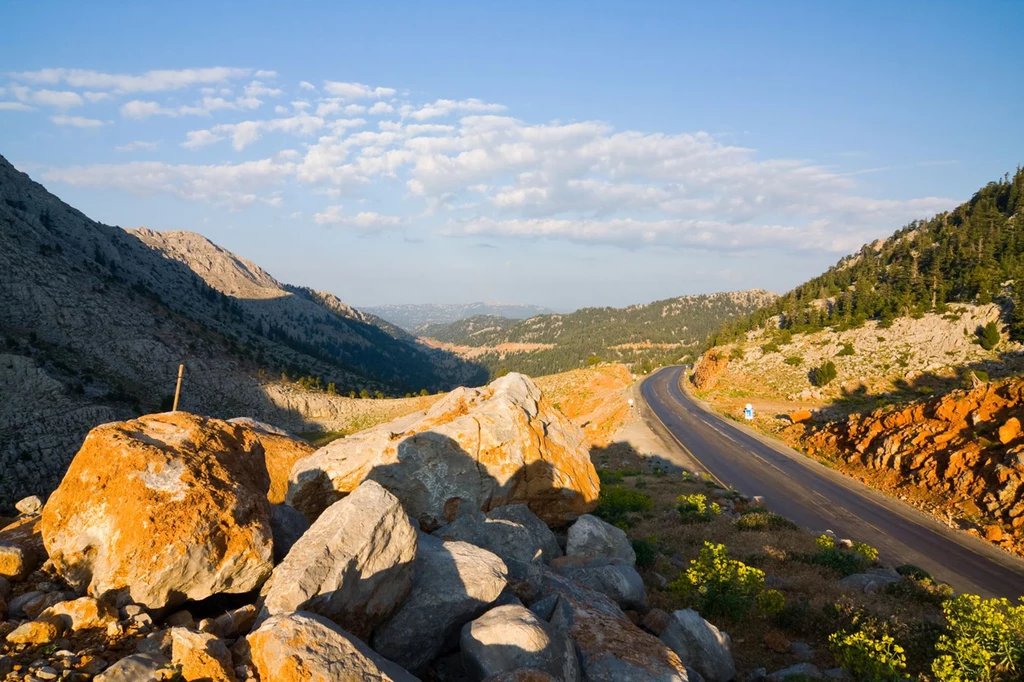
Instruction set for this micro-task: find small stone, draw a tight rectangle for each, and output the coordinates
[642,608,671,635]
[15,497,44,516]
[163,610,194,628]
[789,641,814,661]
[6,619,62,645]
[984,525,1004,542]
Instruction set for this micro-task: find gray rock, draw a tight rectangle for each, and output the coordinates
[248,611,419,681]
[15,496,43,515]
[549,556,646,610]
[542,572,689,682]
[461,604,580,682]
[259,480,418,640]
[434,503,562,565]
[269,503,309,563]
[0,576,10,599]
[823,668,853,680]
[767,663,823,681]
[287,373,599,529]
[483,669,558,682]
[659,609,734,682]
[566,514,636,565]
[789,641,814,661]
[529,594,560,622]
[7,590,43,618]
[372,534,508,672]
[94,653,170,682]
[837,572,899,594]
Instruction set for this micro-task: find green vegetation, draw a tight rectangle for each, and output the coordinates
[837,342,855,356]
[761,342,781,354]
[711,168,1024,343]
[785,355,803,366]
[420,291,772,378]
[676,493,722,523]
[813,360,838,386]
[594,486,654,526]
[932,594,1024,682]
[978,321,1002,350]
[735,509,800,532]
[596,467,643,485]
[829,630,908,681]
[670,541,780,620]
[802,534,877,577]
[631,535,659,568]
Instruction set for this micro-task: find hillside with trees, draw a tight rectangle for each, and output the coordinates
[713,168,1024,344]
[420,290,777,377]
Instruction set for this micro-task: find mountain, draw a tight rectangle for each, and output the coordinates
[0,154,482,509]
[713,167,1024,345]
[418,291,777,377]
[363,302,554,331]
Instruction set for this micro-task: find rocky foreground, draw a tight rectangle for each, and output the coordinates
[0,373,745,681]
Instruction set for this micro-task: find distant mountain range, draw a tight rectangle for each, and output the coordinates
[417,291,777,377]
[363,302,554,331]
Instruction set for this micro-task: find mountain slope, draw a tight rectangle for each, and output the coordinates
[0,154,481,508]
[364,302,553,331]
[713,167,1024,344]
[420,290,777,377]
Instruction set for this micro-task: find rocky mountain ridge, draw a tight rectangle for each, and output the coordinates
[364,303,554,332]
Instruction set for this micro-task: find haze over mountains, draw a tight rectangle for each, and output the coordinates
[364,302,554,332]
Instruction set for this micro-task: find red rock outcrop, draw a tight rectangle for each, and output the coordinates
[801,376,1024,532]
[692,351,729,390]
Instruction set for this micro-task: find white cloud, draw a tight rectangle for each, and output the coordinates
[322,81,396,99]
[314,205,403,228]
[83,92,111,103]
[120,100,209,119]
[407,98,506,121]
[14,89,84,108]
[245,80,283,97]
[368,101,395,115]
[50,115,103,128]
[184,112,330,151]
[254,70,277,78]
[115,140,160,152]
[13,67,251,93]
[0,102,33,111]
[182,129,224,149]
[43,157,295,208]
[274,105,289,114]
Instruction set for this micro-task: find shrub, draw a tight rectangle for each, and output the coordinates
[730,346,745,360]
[896,564,932,581]
[586,355,602,366]
[931,594,1024,682]
[761,342,781,354]
[669,542,766,620]
[632,536,659,569]
[885,575,955,606]
[775,598,836,636]
[596,467,642,485]
[757,589,787,615]
[676,493,722,524]
[829,629,908,681]
[595,486,654,526]
[785,355,803,366]
[736,510,800,532]
[804,534,871,577]
[813,360,838,386]
[978,322,1001,351]
[851,540,879,563]
[836,342,855,356]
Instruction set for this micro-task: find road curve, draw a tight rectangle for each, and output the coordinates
[641,365,1024,599]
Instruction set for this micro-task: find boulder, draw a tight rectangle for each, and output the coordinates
[461,604,580,682]
[434,504,562,566]
[5,619,61,645]
[41,413,274,609]
[15,495,43,515]
[483,671,558,682]
[1000,417,1022,445]
[373,533,508,672]
[269,504,310,563]
[259,480,417,639]
[0,515,44,581]
[837,571,899,594]
[170,627,237,682]
[94,653,170,682]
[789,410,813,424]
[542,571,689,681]
[39,596,118,632]
[565,514,636,565]
[248,611,419,682]
[287,373,599,528]
[549,556,646,610]
[229,418,315,504]
[659,609,735,682]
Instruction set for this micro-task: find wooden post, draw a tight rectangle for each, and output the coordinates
[172,363,184,412]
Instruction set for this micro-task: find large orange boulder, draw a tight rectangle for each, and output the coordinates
[228,418,315,504]
[287,374,599,529]
[41,413,274,609]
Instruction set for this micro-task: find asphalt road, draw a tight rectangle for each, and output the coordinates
[641,365,1024,599]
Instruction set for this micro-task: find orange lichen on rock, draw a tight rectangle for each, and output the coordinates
[41,412,274,609]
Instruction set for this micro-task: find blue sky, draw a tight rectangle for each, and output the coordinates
[2,1,1021,311]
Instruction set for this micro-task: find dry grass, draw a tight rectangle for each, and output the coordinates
[591,442,948,678]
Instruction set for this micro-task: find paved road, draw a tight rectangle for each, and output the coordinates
[641,365,1024,598]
